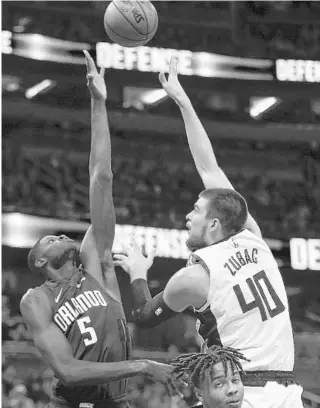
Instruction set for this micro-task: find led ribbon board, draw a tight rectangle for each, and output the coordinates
[3,31,320,82]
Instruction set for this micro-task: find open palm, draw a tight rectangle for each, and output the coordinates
[159,57,187,105]
[83,50,106,101]
[113,236,155,278]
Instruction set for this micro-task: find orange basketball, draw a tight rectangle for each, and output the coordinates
[104,0,158,48]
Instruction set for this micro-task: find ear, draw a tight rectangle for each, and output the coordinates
[209,217,220,232]
[35,258,47,268]
[194,387,204,402]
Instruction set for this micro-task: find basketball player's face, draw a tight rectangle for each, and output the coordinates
[39,235,77,270]
[185,197,212,251]
[199,362,243,408]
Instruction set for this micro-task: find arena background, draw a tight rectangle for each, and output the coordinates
[2,1,320,407]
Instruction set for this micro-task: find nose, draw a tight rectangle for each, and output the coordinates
[186,212,191,221]
[226,381,238,397]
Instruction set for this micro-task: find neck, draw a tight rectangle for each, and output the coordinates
[46,260,78,281]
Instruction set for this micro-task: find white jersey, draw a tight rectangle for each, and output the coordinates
[189,229,295,372]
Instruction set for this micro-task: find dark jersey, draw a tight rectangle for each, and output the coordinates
[38,267,131,405]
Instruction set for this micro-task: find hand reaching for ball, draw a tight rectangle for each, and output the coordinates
[159,57,188,107]
[83,50,107,101]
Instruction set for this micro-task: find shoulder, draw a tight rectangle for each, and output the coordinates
[20,288,52,328]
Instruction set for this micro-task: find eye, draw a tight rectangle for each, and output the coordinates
[233,377,241,384]
[214,382,222,388]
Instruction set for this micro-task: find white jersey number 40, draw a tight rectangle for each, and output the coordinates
[233,270,285,322]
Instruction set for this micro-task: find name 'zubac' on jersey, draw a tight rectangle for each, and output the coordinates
[188,229,295,372]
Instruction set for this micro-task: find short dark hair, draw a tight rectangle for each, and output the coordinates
[27,237,44,273]
[171,344,249,389]
[199,188,248,235]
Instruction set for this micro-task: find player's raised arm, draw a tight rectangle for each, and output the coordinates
[113,238,209,327]
[159,58,261,238]
[20,290,173,386]
[80,51,116,285]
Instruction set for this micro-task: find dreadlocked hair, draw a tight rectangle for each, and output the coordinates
[171,344,250,389]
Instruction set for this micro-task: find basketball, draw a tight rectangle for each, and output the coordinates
[104,0,158,48]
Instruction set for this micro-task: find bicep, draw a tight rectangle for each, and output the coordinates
[201,168,234,190]
[33,323,74,382]
[245,214,262,238]
[163,277,189,312]
[21,292,74,383]
[90,172,115,258]
[163,267,208,312]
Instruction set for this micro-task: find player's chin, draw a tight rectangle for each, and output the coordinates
[186,236,196,252]
[64,241,77,252]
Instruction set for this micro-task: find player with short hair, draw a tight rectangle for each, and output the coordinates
[20,51,172,408]
[113,58,304,408]
[172,344,248,408]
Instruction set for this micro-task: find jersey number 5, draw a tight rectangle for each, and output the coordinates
[233,270,285,322]
[77,316,98,346]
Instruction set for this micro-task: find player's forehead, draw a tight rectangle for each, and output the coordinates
[194,196,209,211]
[211,361,239,379]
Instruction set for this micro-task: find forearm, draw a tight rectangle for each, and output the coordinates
[65,359,147,387]
[178,97,219,174]
[88,101,115,254]
[90,99,112,177]
[131,279,177,328]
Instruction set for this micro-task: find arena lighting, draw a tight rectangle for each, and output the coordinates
[3,30,320,83]
[25,79,56,99]
[2,30,12,54]
[249,97,280,119]
[289,238,320,271]
[276,59,320,83]
[140,89,168,105]
[96,42,274,80]
[3,214,319,269]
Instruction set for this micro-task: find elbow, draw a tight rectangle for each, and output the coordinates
[91,166,113,183]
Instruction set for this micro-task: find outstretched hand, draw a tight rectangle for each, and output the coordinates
[83,50,106,101]
[113,236,156,280]
[159,57,188,106]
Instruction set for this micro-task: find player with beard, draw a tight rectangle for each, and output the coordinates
[113,58,304,408]
[20,51,172,408]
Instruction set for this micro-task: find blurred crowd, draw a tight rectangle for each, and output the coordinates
[3,138,319,238]
[2,358,52,408]
[2,357,197,408]
[2,1,233,55]
[3,1,320,58]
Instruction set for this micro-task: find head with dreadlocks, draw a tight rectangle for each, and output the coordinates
[171,343,249,408]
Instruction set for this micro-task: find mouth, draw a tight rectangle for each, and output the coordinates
[227,401,241,407]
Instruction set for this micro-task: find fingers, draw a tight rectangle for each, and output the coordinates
[83,50,97,74]
[113,254,127,262]
[86,74,94,84]
[159,71,167,87]
[121,241,133,255]
[113,260,124,268]
[147,246,156,262]
[130,235,141,253]
[100,66,105,77]
[169,56,178,77]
